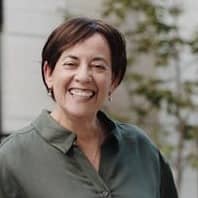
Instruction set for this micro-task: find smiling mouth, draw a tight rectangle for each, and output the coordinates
[69,88,95,98]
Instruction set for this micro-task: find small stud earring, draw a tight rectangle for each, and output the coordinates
[48,88,53,97]
[108,92,112,102]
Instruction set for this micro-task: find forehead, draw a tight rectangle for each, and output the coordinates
[60,33,111,59]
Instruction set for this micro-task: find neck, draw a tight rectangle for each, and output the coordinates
[50,108,103,141]
[51,108,105,171]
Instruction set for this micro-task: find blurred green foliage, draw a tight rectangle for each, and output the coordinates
[101,0,198,190]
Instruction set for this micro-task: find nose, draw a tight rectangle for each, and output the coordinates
[74,64,92,83]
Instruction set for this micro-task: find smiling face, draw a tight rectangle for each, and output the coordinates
[44,33,116,121]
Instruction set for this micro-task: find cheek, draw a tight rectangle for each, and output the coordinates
[52,71,70,86]
[52,75,70,97]
[98,78,112,95]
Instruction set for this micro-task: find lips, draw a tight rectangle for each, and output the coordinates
[69,88,95,98]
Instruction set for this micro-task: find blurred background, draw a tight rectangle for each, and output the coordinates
[0,0,197,197]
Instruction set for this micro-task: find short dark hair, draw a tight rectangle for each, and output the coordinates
[41,17,127,92]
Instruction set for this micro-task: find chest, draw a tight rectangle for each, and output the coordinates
[15,146,160,198]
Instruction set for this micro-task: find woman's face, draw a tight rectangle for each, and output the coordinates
[44,33,116,120]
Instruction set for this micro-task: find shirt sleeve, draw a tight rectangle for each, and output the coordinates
[0,150,23,198]
[159,152,178,198]
[0,152,9,198]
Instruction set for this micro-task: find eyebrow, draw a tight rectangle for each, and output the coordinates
[62,55,79,60]
[92,57,110,66]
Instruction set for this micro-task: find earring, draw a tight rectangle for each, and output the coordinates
[108,92,112,102]
[48,88,53,97]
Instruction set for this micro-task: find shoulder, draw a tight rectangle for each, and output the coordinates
[0,127,36,196]
[114,121,160,159]
[0,124,37,162]
[115,121,156,147]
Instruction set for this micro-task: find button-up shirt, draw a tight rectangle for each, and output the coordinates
[0,110,178,198]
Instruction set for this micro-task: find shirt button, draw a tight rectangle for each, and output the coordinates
[100,191,110,197]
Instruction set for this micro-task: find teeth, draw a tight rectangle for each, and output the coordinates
[69,89,94,97]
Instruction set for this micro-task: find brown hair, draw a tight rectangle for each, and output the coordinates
[41,17,127,92]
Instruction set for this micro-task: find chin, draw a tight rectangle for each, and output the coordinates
[66,107,96,118]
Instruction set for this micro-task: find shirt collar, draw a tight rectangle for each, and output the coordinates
[97,110,121,142]
[32,109,120,154]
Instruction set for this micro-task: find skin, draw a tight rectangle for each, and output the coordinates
[44,33,117,170]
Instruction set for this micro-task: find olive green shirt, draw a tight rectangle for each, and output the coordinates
[0,110,178,198]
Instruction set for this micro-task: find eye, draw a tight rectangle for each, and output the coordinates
[92,64,106,70]
[63,62,77,68]
[95,65,104,68]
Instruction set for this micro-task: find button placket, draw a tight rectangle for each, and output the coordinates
[73,146,112,198]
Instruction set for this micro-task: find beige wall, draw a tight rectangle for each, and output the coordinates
[65,0,102,18]
[2,0,65,132]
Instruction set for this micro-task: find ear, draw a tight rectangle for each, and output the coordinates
[109,77,119,94]
[43,61,54,89]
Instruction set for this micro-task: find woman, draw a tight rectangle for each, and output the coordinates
[0,17,178,198]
